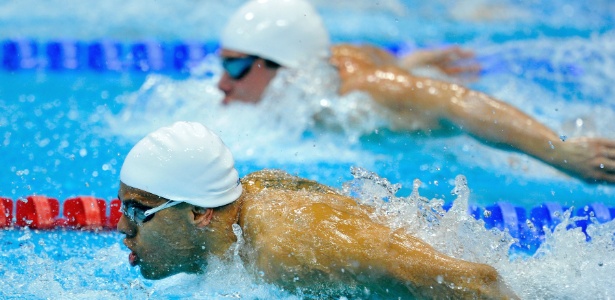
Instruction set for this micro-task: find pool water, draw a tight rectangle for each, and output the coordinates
[1,0,615,298]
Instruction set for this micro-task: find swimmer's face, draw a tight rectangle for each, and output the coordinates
[217,49,279,105]
[117,182,207,280]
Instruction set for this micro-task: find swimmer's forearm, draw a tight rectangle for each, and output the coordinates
[380,74,614,182]
[384,229,519,299]
[435,88,565,164]
[352,72,564,165]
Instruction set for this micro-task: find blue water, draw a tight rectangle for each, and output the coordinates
[1,0,615,299]
[1,0,614,208]
[3,49,615,207]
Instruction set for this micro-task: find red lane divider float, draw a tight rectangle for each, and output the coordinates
[1,197,13,228]
[5,195,121,230]
[108,199,122,229]
[62,196,108,229]
[16,196,60,229]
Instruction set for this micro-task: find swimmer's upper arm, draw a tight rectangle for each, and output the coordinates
[242,195,391,283]
[249,201,464,291]
[243,192,516,298]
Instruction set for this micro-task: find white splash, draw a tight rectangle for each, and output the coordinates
[2,172,613,299]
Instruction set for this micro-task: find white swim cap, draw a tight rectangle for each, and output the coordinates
[120,121,242,208]
[221,0,330,69]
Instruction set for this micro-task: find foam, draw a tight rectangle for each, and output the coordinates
[2,172,614,298]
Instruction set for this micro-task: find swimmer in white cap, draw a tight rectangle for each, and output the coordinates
[117,121,519,299]
[217,0,615,183]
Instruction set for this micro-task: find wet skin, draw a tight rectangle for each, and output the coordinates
[117,184,213,280]
[237,170,518,299]
[218,44,615,183]
[329,44,615,183]
[217,49,279,105]
[118,171,519,299]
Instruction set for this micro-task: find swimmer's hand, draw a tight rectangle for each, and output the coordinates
[553,137,615,183]
[398,46,481,79]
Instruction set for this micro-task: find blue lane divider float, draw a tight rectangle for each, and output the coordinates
[476,52,583,78]
[441,201,614,254]
[574,203,615,240]
[47,40,81,70]
[3,39,581,77]
[2,39,38,70]
[1,39,220,73]
[383,41,583,78]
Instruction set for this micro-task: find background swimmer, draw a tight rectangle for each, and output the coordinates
[216,0,615,183]
[117,121,518,299]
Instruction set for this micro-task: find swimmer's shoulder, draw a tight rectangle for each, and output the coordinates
[330,44,397,67]
[238,170,376,242]
[239,169,369,216]
[241,169,340,195]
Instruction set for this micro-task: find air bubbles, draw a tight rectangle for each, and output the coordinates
[38,138,50,147]
[16,169,30,176]
[18,94,36,103]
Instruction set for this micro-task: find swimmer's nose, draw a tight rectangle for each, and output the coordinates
[117,214,136,237]
[217,72,233,104]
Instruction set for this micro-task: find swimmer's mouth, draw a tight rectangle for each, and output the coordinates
[129,251,139,267]
[123,239,140,267]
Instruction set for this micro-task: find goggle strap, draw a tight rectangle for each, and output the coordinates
[143,200,182,216]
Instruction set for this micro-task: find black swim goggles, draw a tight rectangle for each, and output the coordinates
[221,55,258,80]
[121,200,181,225]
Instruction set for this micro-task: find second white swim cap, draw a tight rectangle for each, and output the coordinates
[221,0,330,69]
[120,121,242,208]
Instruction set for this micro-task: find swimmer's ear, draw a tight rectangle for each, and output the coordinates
[192,206,214,228]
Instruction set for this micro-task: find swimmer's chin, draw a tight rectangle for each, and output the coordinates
[222,95,262,105]
[139,268,176,280]
[134,258,178,280]
[139,263,208,281]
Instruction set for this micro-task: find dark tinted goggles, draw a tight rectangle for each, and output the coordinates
[222,55,258,80]
[121,200,181,226]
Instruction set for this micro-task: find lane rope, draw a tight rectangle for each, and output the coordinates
[1,195,612,253]
[1,39,578,76]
